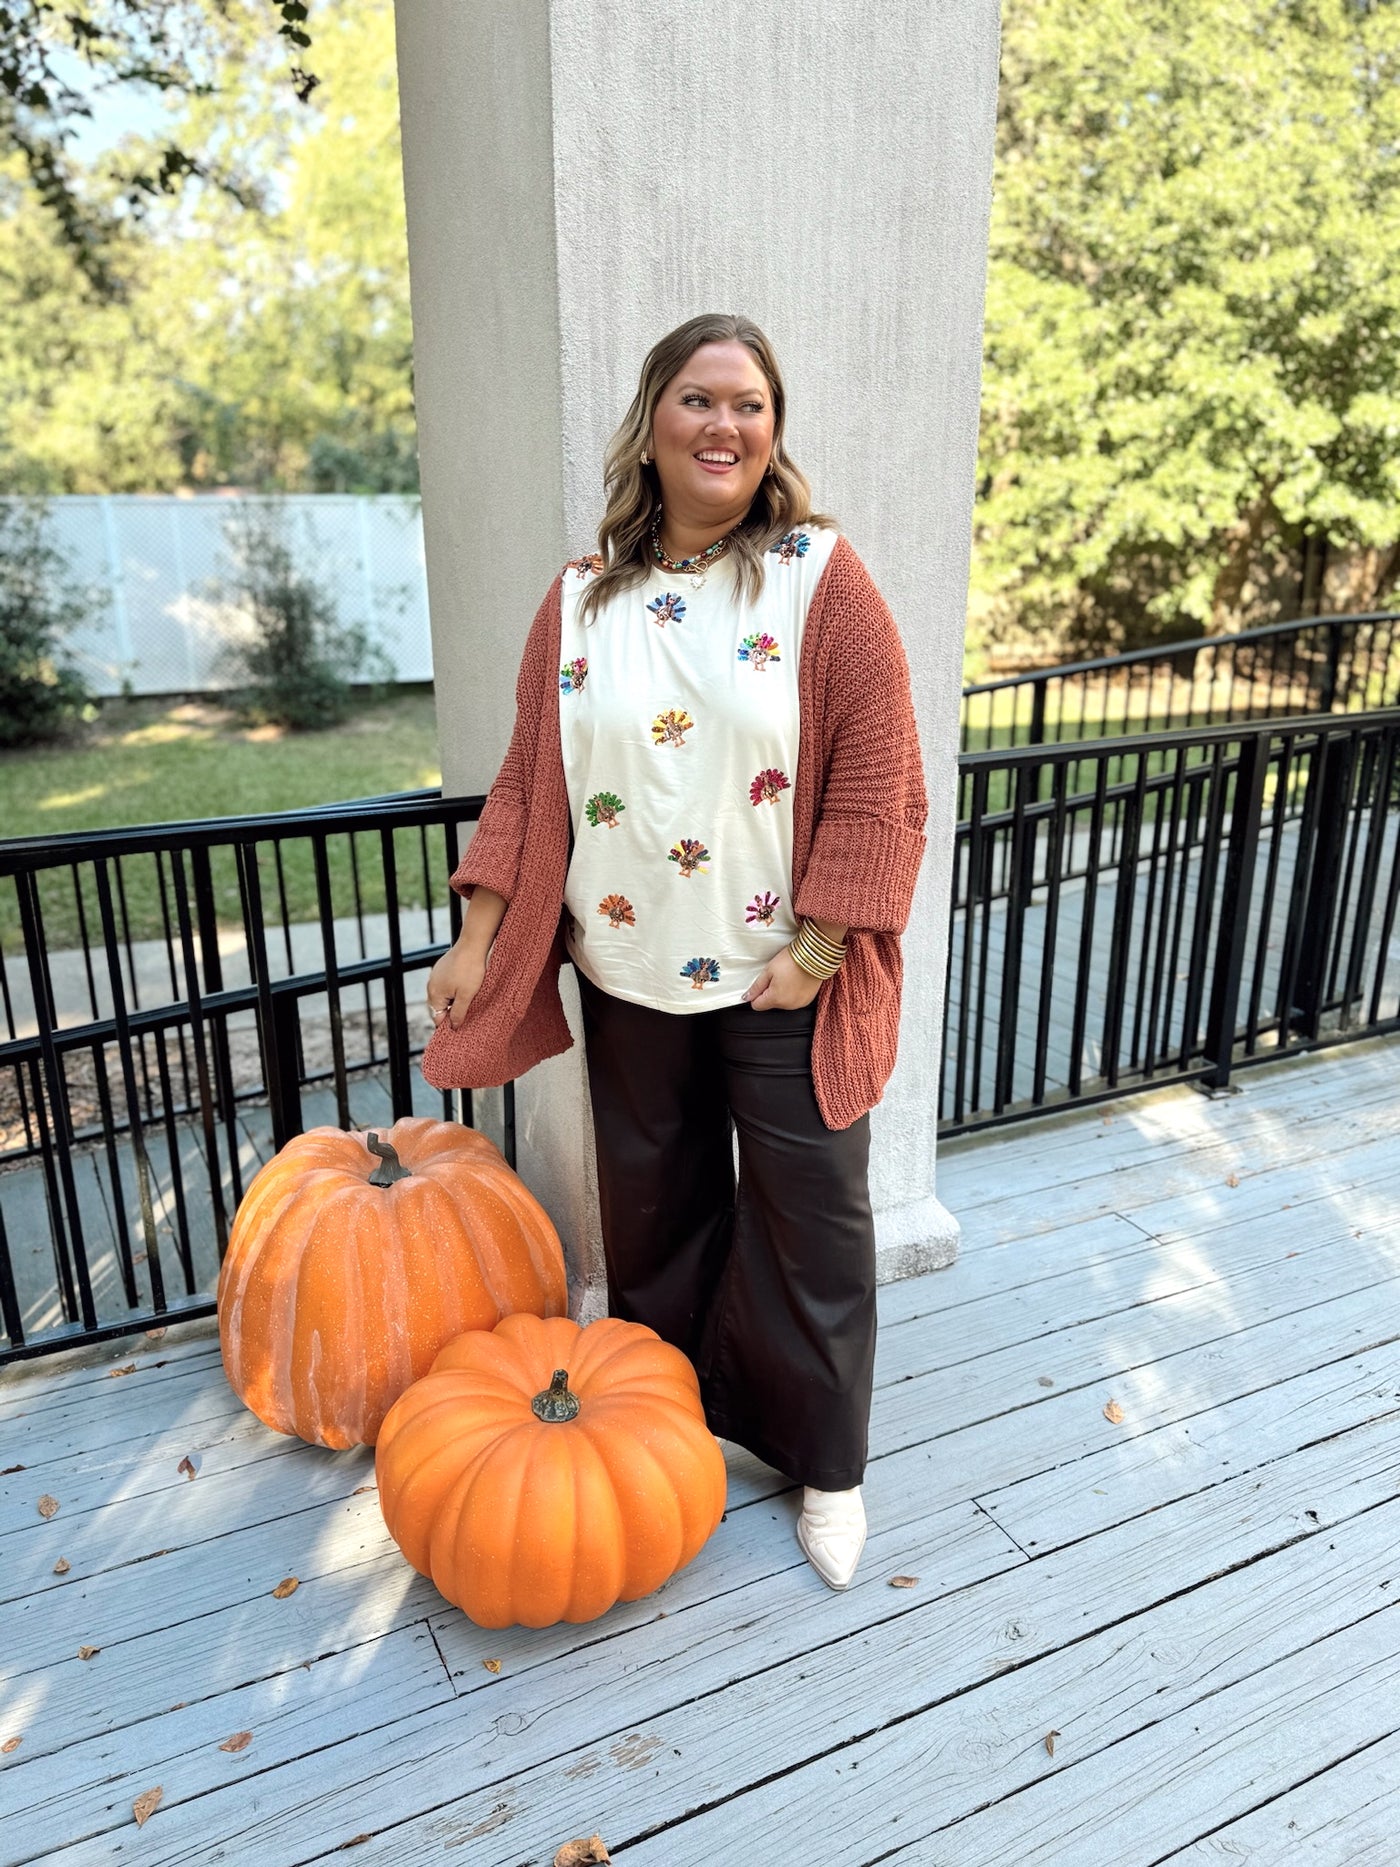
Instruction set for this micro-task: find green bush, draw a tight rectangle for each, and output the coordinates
[219,503,391,730]
[0,498,94,747]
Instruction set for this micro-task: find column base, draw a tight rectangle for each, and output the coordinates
[874,1191,960,1283]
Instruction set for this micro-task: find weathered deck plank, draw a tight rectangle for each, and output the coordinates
[1,1034,1397,1864]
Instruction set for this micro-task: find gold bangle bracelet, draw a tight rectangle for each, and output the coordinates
[789,923,844,980]
[789,940,838,981]
[800,925,845,961]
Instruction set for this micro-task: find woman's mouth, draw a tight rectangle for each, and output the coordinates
[694,450,740,475]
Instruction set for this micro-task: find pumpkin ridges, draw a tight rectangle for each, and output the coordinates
[407,1172,545,1326]
[380,1404,518,1574]
[218,1118,568,1448]
[285,1182,376,1448]
[223,1178,366,1438]
[574,1411,689,1600]
[578,1393,727,1581]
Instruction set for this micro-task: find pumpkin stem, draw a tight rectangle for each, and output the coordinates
[531,1368,581,1423]
[365,1132,412,1187]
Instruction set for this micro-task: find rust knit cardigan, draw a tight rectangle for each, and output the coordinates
[420,533,929,1130]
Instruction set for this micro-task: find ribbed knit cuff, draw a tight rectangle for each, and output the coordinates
[793,812,927,934]
[448,803,526,905]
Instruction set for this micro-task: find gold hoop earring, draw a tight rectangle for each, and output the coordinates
[640,451,650,465]
[766,458,776,475]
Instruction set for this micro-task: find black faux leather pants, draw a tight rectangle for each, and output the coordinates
[574,964,877,1490]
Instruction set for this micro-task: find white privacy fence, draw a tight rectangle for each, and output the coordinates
[5,494,433,696]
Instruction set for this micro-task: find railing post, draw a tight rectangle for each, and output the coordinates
[1289,728,1357,1040]
[1319,621,1342,713]
[1201,731,1269,1089]
[1029,680,1048,747]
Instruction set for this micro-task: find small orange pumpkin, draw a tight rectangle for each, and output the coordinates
[217,1117,567,1449]
[375,1313,727,1628]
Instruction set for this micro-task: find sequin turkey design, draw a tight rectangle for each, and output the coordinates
[746,891,781,926]
[668,839,710,878]
[652,708,694,747]
[750,767,791,806]
[770,531,810,564]
[565,553,604,578]
[647,592,686,626]
[597,893,635,928]
[737,632,780,671]
[680,957,720,990]
[559,656,587,694]
[585,791,625,828]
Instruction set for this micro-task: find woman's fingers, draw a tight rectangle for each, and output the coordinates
[746,970,780,1015]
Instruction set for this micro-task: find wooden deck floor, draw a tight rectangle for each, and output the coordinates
[3,1034,1399,1865]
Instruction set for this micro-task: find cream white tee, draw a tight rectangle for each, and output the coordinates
[558,524,840,1013]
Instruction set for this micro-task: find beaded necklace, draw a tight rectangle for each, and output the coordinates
[650,510,736,586]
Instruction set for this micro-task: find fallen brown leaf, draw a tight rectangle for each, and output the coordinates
[1225,1173,1240,1188]
[1,1462,24,1474]
[352,1485,376,1495]
[1,1736,20,1754]
[482,1657,502,1674]
[219,1731,253,1753]
[109,1364,137,1378]
[554,1839,611,1867]
[37,1494,59,1519]
[178,1455,201,1482]
[52,1557,71,1575]
[271,1576,299,1599]
[1103,1399,1125,1424]
[77,1645,100,1661]
[1045,1730,1061,1756]
[889,1575,919,1589]
[132,1786,163,1827]
[145,1327,167,1339]
[1285,1249,1299,1257]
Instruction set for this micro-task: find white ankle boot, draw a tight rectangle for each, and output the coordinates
[797,1485,867,1589]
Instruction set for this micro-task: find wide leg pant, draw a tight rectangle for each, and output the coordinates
[574,964,877,1490]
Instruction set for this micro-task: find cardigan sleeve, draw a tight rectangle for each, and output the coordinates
[449,576,561,905]
[792,538,929,934]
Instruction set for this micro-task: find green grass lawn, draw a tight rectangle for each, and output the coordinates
[1,693,448,952]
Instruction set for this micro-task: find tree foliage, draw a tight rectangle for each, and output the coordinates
[976,0,1400,653]
[0,0,315,295]
[0,0,413,494]
[0,495,92,744]
[219,500,390,729]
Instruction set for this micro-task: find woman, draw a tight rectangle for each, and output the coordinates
[424,312,927,1590]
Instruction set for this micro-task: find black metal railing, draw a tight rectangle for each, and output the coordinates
[6,703,1399,1359]
[961,610,1400,752]
[0,792,516,1363]
[943,710,1400,1132]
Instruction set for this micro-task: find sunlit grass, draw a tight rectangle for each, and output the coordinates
[1,692,446,951]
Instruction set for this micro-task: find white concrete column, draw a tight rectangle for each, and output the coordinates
[393,0,1001,1305]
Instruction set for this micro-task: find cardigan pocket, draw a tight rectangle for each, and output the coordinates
[840,929,902,1015]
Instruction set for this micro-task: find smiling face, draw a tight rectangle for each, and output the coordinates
[648,340,777,536]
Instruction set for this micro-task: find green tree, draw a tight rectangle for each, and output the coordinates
[0,0,315,295]
[976,0,1400,655]
[0,0,415,494]
[0,495,92,744]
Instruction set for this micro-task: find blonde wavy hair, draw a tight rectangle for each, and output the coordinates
[576,312,836,626]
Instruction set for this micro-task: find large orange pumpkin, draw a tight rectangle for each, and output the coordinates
[375,1312,727,1628]
[217,1117,568,1449]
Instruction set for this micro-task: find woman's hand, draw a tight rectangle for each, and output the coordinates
[743,945,824,1011]
[427,887,506,1030]
[427,938,489,1029]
